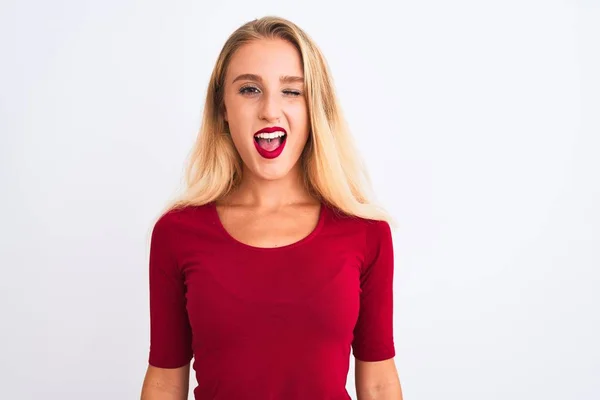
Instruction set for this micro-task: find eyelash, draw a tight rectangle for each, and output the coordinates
[238,86,302,97]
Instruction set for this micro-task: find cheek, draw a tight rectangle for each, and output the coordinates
[224,93,252,120]
[288,104,309,133]
[227,107,255,137]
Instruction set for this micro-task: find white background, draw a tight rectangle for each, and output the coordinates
[1,0,598,399]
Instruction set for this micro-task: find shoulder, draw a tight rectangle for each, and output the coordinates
[152,202,216,238]
[364,219,392,241]
[324,203,391,238]
[323,203,392,255]
[358,218,392,259]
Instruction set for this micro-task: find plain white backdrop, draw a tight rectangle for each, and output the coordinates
[1,0,598,399]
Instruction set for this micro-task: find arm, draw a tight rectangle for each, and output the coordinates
[355,358,403,400]
[353,220,401,399]
[141,364,190,400]
[141,213,193,399]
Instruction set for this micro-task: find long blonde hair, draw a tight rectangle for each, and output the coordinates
[162,16,393,224]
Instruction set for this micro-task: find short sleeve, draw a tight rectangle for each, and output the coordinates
[351,220,396,362]
[147,214,193,368]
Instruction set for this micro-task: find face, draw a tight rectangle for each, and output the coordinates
[222,38,310,182]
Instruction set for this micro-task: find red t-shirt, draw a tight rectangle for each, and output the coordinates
[147,201,395,400]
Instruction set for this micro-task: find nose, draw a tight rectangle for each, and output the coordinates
[258,91,282,122]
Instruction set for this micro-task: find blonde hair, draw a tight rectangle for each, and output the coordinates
[162,16,393,224]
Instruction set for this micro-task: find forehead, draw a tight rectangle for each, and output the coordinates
[226,38,303,81]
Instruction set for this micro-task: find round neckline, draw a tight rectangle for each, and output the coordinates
[210,201,326,251]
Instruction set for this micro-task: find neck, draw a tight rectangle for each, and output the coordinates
[227,165,315,209]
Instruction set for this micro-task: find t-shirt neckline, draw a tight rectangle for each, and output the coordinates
[210,201,326,251]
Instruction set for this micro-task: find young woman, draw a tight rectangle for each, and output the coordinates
[140,16,403,400]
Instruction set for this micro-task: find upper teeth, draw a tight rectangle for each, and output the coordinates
[255,131,285,139]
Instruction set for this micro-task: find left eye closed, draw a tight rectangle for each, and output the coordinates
[283,89,302,97]
[238,86,302,97]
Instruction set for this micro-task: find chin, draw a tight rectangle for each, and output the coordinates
[251,162,294,181]
[237,141,303,181]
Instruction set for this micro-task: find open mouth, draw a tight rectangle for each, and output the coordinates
[253,130,287,159]
[254,131,287,151]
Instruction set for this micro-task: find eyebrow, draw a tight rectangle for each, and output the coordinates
[232,73,304,84]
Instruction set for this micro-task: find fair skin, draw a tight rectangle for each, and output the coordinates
[356,359,404,400]
[140,364,189,400]
[218,37,320,247]
[141,37,402,400]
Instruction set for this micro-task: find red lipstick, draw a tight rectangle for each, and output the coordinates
[253,126,287,159]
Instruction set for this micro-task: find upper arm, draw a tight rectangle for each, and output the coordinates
[147,214,193,367]
[352,221,400,398]
[351,220,396,362]
[141,364,190,400]
[355,358,402,400]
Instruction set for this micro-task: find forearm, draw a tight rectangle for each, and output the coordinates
[356,380,403,400]
[140,371,189,400]
[140,364,190,400]
[140,384,188,400]
[355,358,403,400]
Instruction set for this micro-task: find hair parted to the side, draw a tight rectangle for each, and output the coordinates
[161,16,393,225]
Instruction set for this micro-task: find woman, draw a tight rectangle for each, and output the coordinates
[141,16,403,400]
